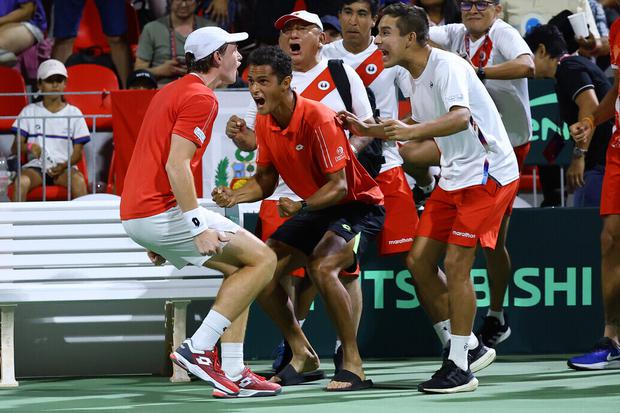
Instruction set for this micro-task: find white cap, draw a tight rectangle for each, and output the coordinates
[37,59,68,80]
[275,10,323,31]
[184,26,248,61]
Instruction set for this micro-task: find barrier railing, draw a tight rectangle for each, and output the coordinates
[0,113,111,201]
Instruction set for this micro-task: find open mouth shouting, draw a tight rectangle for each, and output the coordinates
[253,95,266,111]
[288,42,302,56]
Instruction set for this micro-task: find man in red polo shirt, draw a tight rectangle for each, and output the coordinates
[213,45,384,391]
[120,27,281,399]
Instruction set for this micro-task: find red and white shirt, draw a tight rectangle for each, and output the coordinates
[256,93,383,205]
[246,58,373,201]
[409,48,519,191]
[120,74,217,220]
[430,19,533,148]
[321,38,413,173]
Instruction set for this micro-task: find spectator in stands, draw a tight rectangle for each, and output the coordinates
[135,0,216,85]
[11,59,90,201]
[126,69,158,89]
[418,0,461,26]
[52,0,132,88]
[526,24,612,207]
[321,15,342,43]
[577,0,611,58]
[202,0,232,29]
[0,0,47,66]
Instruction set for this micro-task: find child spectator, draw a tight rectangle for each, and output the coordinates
[11,59,90,201]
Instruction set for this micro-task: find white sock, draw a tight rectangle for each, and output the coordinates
[468,333,479,349]
[419,179,436,194]
[448,334,470,371]
[298,319,306,328]
[221,342,245,380]
[433,320,451,348]
[487,309,505,325]
[335,339,342,353]
[190,310,231,351]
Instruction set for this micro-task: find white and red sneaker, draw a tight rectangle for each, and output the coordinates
[170,339,240,396]
[212,367,282,398]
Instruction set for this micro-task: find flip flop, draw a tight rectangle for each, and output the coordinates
[273,364,325,386]
[325,369,373,392]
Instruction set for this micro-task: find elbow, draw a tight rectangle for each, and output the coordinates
[455,109,470,131]
[524,62,535,78]
[335,182,348,202]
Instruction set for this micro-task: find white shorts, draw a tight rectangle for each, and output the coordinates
[122,206,240,269]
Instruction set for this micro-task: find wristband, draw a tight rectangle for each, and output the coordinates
[183,207,209,236]
[300,200,309,212]
[582,115,595,129]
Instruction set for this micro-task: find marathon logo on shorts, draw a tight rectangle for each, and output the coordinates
[452,230,476,239]
[194,127,206,143]
[388,237,413,245]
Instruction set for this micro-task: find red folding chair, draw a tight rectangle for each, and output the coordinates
[0,67,27,133]
[65,64,119,131]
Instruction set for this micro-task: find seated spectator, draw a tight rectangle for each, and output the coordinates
[321,15,342,43]
[525,24,612,207]
[52,0,131,88]
[0,0,47,66]
[418,0,461,26]
[126,69,158,90]
[135,0,215,85]
[11,59,90,201]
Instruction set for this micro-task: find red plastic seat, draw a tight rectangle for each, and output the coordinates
[0,67,27,132]
[519,165,541,192]
[73,0,140,56]
[65,64,119,131]
[8,156,89,201]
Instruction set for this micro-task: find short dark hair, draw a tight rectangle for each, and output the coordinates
[185,43,229,74]
[524,24,568,58]
[247,46,292,83]
[379,3,429,46]
[340,0,378,16]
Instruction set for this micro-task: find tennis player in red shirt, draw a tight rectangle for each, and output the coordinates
[120,27,280,399]
[213,46,384,391]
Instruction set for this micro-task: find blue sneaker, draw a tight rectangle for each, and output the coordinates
[271,339,292,373]
[568,337,620,370]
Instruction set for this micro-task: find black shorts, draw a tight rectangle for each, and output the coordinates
[24,167,55,186]
[270,202,385,256]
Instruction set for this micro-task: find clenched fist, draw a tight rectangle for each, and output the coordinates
[278,197,302,217]
[212,186,237,208]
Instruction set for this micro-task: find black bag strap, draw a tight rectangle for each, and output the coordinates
[327,59,353,113]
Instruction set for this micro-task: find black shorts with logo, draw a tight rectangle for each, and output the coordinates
[269,202,385,256]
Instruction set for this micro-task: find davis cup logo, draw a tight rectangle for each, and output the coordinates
[318,80,330,90]
[366,64,377,75]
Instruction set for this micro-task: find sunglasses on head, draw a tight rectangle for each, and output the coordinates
[460,1,497,12]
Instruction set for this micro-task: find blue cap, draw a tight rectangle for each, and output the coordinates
[321,15,341,34]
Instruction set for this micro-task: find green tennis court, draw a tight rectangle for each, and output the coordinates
[1,356,619,413]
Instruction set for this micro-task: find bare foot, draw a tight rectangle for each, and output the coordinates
[269,350,320,383]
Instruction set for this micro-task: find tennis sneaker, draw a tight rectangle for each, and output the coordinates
[441,341,496,373]
[170,339,239,396]
[475,314,511,348]
[418,360,479,394]
[568,337,620,370]
[213,367,282,398]
[468,342,496,373]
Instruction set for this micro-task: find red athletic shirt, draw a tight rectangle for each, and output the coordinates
[255,93,383,205]
[610,19,620,147]
[120,75,218,220]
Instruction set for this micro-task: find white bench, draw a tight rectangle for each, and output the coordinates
[0,199,234,387]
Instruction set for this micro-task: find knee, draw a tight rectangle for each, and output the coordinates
[257,244,277,279]
[307,259,337,286]
[406,249,431,281]
[601,227,619,256]
[71,173,87,194]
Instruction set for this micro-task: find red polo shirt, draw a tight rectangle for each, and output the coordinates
[120,75,217,220]
[255,93,383,205]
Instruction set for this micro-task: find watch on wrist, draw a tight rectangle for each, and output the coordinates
[299,200,309,212]
[573,147,587,158]
[477,66,486,81]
